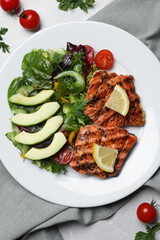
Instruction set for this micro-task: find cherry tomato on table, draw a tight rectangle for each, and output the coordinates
[137,201,157,223]
[54,143,73,164]
[19,9,40,30]
[95,49,114,69]
[0,0,20,14]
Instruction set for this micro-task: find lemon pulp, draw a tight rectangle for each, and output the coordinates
[105,85,130,116]
[92,143,118,173]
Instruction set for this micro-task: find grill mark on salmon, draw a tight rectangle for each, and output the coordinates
[84,70,145,127]
[69,125,137,178]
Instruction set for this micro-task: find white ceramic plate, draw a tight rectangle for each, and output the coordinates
[0,21,160,207]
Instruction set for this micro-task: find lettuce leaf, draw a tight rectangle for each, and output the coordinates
[61,99,92,131]
[22,49,53,89]
[6,131,31,155]
[6,125,66,174]
[8,77,37,114]
[32,158,66,174]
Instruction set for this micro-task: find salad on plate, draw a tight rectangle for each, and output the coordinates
[6,42,145,179]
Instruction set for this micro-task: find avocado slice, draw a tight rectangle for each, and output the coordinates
[25,132,67,160]
[11,102,60,126]
[9,90,54,106]
[14,116,63,145]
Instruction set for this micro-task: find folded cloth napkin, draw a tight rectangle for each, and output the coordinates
[1,0,160,239]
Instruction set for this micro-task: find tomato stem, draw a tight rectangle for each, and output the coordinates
[151,199,160,208]
[19,10,26,19]
[10,6,16,16]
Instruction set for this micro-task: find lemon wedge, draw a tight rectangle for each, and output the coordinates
[105,85,130,116]
[92,143,118,173]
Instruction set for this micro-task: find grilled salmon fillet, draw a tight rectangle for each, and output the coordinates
[69,125,137,179]
[84,70,145,127]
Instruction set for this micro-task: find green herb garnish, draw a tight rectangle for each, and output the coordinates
[135,223,160,240]
[0,27,9,53]
[57,0,95,13]
[62,99,92,131]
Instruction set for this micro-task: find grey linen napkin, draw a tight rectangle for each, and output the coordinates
[1,0,160,239]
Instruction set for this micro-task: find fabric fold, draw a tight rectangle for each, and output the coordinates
[89,0,160,59]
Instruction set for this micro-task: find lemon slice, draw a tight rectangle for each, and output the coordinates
[105,85,130,116]
[92,143,118,173]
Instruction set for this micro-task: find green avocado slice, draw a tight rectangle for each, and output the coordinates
[9,90,54,106]
[11,102,60,126]
[25,132,67,160]
[14,115,63,145]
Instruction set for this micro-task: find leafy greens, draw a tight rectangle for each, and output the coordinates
[6,123,66,174]
[6,45,95,175]
[32,158,66,174]
[7,77,37,114]
[0,27,9,53]
[6,124,31,155]
[21,49,54,89]
[135,223,160,240]
[57,0,95,13]
[62,99,92,131]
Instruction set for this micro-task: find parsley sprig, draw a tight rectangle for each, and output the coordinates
[135,223,160,240]
[57,0,95,13]
[71,99,88,117]
[62,99,92,132]
[0,27,9,53]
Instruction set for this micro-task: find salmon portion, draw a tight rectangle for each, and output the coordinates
[69,125,137,179]
[84,71,145,127]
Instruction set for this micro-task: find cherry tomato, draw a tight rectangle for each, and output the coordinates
[0,0,20,14]
[54,143,73,164]
[19,10,40,30]
[137,202,157,223]
[95,49,114,69]
[84,45,94,66]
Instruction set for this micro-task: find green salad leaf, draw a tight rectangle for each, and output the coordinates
[61,114,80,131]
[52,52,64,65]
[6,130,31,155]
[83,64,99,92]
[6,124,31,154]
[22,50,53,89]
[32,158,66,174]
[6,123,66,174]
[62,99,92,131]
[8,77,37,114]
[71,52,84,70]
[71,99,89,116]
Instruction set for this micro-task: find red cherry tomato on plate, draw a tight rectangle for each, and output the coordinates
[137,202,157,223]
[0,0,20,13]
[84,45,94,66]
[95,49,114,69]
[54,143,73,164]
[19,9,40,30]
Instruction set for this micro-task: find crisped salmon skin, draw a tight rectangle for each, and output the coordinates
[84,70,145,127]
[69,125,137,178]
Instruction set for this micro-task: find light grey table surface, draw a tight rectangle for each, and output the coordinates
[0,1,160,239]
